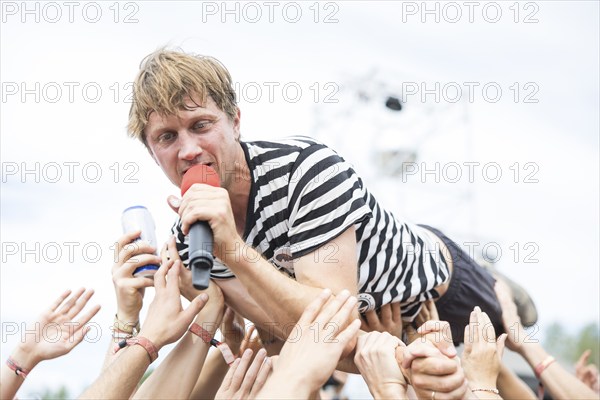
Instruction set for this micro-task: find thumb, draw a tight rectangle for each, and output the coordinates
[167,195,181,213]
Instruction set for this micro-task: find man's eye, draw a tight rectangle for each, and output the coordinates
[192,121,210,131]
[158,132,176,142]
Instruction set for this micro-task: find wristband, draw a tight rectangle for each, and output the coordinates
[113,336,158,363]
[6,356,29,379]
[534,356,556,379]
[113,314,140,335]
[189,323,235,365]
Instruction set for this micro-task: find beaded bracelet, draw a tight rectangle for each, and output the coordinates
[113,314,140,335]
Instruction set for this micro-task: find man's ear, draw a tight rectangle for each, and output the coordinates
[234,107,241,141]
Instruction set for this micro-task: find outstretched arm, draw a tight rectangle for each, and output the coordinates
[79,259,206,399]
[1,289,100,400]
[495,279,598,400]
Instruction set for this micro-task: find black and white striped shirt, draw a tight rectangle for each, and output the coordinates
[173,137,449,321]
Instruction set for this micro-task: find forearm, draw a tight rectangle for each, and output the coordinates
[189,349,230,399]
[256,371,312,399]
[223,241,350,337]
[101,311,140,371]
[497,363,535,400]
[133,304,223,399]
[1,345,41,400]
[519,343,598,400]
[79,345,150,399]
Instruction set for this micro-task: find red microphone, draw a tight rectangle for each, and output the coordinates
[181,165,221,290]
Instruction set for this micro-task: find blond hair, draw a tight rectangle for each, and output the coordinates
[128,48,237,144]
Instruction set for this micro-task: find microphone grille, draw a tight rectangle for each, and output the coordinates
[181,165,221,195]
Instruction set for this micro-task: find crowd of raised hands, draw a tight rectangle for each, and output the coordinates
[2,234,599,400]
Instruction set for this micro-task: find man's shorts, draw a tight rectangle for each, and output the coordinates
[419,224,505,345]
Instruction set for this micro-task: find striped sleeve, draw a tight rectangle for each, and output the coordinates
[287,144,372,258]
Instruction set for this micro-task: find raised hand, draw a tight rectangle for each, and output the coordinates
[575,350,600,393]
[462,306,507,391]
[354,331,407,398]
[256,289,362,398]
[112,231,159,324]
[215,348,271,400]
[137,258,208,349]
[22,288,100,364]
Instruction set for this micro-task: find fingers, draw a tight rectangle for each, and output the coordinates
[427,300,440,321]
[335,319,361,346]
[463,324,472,352]
[417,321,457,358]
[113,230,143,260]
[321,293,357,334]
[250,355,272,397]
[116,238,157,267]
[161,235,182,265]
[230,349,254,391]
[297,288,331,327]
[63,324,94,354]
[184,291,210,322]
[240,325,258,353]
[313,289,352,327]
[239,348,268,394]
[153,257,170,291]
[402,342,442,369]
[220,357,240,391]
[167,195,181,214]
[414,375,468,400]
[470,307,479,344]
[364,309,381,330]
[381,302,392,323]
[57,287,85,315]
[73,303,102,328]
[66,289,95,319]
[496,333,507,359]
[577,349,592,370]
[49,289,72,312]
[166,259,181,294]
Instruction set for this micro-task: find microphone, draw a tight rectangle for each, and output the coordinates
[181,164,221,290]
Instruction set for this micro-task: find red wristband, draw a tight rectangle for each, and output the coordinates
[113,336,159,363]
[534,356,556,379]
[6,356,29,379]
[189,322,213,343]
[189,323,235,365]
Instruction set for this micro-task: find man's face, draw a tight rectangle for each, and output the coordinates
[144,96,241,189]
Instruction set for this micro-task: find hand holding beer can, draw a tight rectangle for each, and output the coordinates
[121,205,159,278]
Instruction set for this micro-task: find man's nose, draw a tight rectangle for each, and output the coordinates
[178,131,202,161]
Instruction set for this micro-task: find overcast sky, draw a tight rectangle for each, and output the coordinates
[1,1,599,396]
